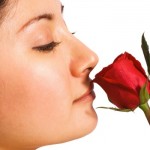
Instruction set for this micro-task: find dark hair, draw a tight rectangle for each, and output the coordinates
[0,0,9,24]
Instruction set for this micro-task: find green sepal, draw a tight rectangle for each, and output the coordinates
[141,33,150,75]
[139,81,150,105]
[96,106,132,112]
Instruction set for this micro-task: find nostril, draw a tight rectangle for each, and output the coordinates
[83,67,93,75]
[87,67,93,72]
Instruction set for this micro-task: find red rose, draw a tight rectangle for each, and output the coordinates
[93,52,150,110]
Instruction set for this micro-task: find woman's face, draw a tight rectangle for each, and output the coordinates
[0,0,98,149]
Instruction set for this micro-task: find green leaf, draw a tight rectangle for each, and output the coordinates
[139,81,150,105]
[96,106,132,112]
[141,33,150,75]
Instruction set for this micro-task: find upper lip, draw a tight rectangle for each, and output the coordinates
[73,83,94,103]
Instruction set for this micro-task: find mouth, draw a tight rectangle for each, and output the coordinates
[73,83,96,104]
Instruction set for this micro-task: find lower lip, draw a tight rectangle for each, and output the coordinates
[73,91,96,104]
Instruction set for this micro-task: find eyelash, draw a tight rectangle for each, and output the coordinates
[32,41,60,52]
[32,32,75,52]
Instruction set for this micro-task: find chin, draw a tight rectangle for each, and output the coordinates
[68,109,98,142]
[39,108,98,146]
[80,111,98,136]
[52,109,98,145]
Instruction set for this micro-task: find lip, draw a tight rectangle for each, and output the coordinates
[73,83,96,103]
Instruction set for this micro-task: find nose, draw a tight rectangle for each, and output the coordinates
[69,37,99,77]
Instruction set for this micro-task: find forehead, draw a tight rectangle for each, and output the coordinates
[2,0,61,32]
[14,0,61,17]
[7,0,61,17]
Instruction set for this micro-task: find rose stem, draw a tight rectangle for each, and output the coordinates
[139,102,150,125]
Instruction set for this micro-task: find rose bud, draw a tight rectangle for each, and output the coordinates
[93,52,150,110]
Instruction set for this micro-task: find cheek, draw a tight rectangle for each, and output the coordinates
[0,61,72,131]
[20,64,72,122]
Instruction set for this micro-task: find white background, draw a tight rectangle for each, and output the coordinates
[39,0,150,149]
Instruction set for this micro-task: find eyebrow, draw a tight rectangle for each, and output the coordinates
[18,4,64,33]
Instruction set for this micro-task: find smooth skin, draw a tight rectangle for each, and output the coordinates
[0,0,99,149]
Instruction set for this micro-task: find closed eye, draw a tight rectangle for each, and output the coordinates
[32,41,60,52]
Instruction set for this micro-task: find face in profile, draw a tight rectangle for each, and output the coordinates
[0,0,99,149]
